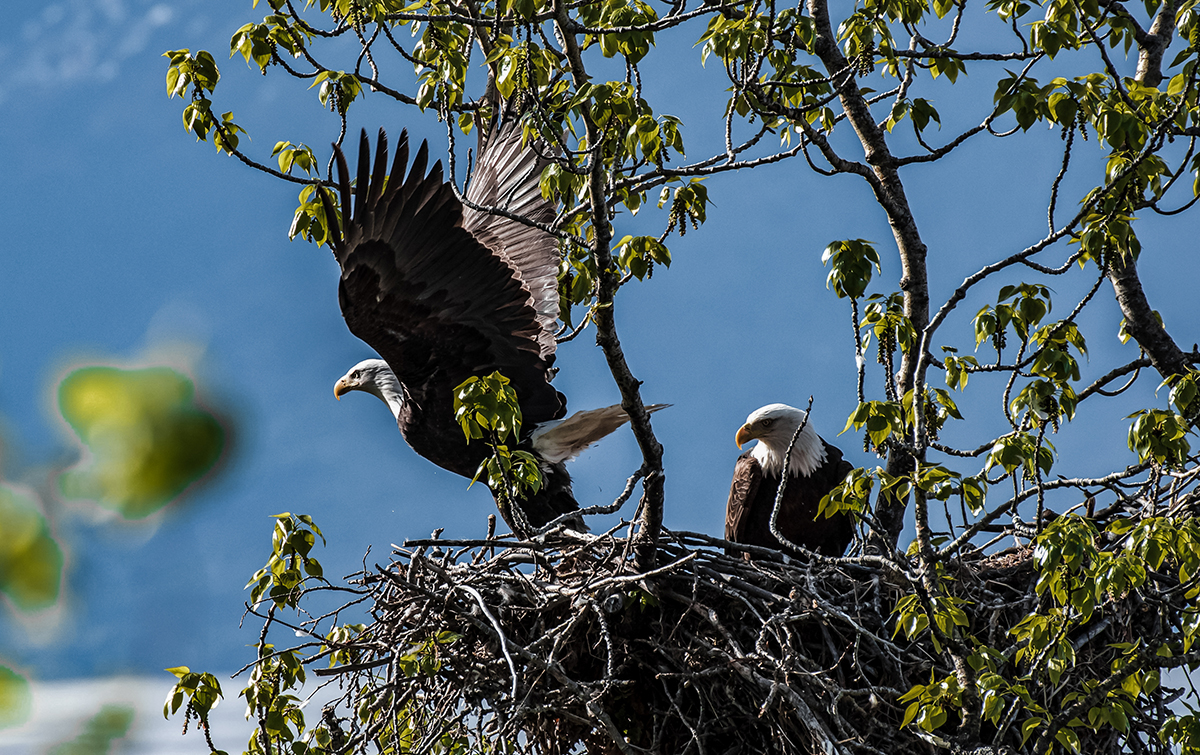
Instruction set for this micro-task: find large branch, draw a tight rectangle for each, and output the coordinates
[1105,0,1193,395]
[555,1,666,569]
[1108,253,1193,378]
[1133,0,1178,88]
[805,1,991,744]
[806,0,930,551]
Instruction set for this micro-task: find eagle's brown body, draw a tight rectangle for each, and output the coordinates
[725,443,854,556]
[725,404,855,557]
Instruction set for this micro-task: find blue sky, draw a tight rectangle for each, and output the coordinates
[0,0,1196,693]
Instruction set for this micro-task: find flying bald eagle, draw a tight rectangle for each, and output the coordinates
[725,404,854,557]
[323,119,662,536]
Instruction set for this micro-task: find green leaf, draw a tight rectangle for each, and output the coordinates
[822,239,881,299]
[0,667,31,729]
[615,235,672,279]
[0,485,63,611]
[1127,408,1191,467]
[47,705,134,751]
[453,373,545,506]
[1021,717,1044,746]
[1055,727,1081,752]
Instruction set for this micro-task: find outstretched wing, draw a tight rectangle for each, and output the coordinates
[322,129,565,425]
[462,118,560,362]
[726,452,764,547]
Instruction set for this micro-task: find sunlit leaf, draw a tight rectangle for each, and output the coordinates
[0,485,63,611]
[0,666,31,729]
[58,366,226,518]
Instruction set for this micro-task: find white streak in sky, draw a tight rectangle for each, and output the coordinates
[0,676,252,754]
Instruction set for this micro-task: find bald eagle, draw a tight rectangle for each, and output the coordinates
[324,121,661,536]
[725,404,854,557]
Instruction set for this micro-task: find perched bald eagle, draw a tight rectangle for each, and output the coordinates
[324,121,662,536]
[725,404,854,557]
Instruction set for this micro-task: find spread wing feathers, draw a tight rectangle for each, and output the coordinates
[725,453,764,546]
[321,129,565,424]
[462,119,559,362]
[530,403,670,464]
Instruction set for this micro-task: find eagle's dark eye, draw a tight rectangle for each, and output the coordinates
[760,418,774,428]
[352,371,361,380]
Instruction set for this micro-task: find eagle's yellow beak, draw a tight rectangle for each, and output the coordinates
[735,424,755,449]
[334,378,351,400]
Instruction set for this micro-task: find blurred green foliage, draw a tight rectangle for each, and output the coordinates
[0,484,63,611]
[0,362,228,733]
[0,664,32,729]
[47,704,134,755]
[57,366,224,519]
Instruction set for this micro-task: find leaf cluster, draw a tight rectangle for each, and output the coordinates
[454,372,544,508]
[246,513,327,610]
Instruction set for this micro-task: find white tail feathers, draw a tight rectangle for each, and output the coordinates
[530,403,670,464]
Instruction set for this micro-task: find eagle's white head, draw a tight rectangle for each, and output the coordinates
[334,359,405,421]
[735,403,827,478]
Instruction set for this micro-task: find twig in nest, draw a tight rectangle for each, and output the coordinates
[457,584,519,698]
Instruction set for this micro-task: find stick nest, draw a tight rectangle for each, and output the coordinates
[290,510,1188,755]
